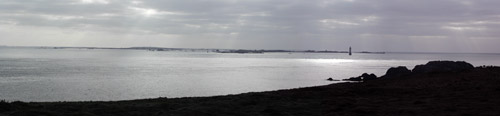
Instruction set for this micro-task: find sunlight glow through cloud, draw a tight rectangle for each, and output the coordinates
[361,16,378,22]
[131,1,143,5]
[128,7,185,17]
[442,26,485,31]
[79,0,109,4]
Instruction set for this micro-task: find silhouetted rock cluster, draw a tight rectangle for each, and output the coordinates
[381,66,412,78]
[342,76,361,81]
[326,78,340,81]
[342,60,475,82]
[343,73,377,81]
[412,61,474,73]
[361,73,377,81]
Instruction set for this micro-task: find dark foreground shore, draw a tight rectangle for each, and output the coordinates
[2,61,500,116]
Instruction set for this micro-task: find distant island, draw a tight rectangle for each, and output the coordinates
[3,46,386,54]
[1,61,500,115]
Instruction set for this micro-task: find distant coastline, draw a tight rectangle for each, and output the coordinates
[4,45,500,55]
[1,46,388,54]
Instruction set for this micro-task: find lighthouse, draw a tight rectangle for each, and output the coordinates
[349,46,352,56]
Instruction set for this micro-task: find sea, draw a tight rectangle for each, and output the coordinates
[1,47,500,101]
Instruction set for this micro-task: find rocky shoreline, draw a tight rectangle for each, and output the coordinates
[1,61,500,116]
[342,61,475,81]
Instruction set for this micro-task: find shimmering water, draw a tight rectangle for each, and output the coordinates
[1,47,500,101]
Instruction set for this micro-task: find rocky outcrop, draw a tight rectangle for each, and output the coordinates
[342,77,362,81]
[382,66,412,78]
[412,61,474,73]
[326,78,340,81]
[361,73,377,81]
[342,73,377,81]
[341,61,475,82]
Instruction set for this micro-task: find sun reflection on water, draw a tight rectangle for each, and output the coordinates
[305,59,357,64]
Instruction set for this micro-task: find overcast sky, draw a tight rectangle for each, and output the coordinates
[1,0,499,53]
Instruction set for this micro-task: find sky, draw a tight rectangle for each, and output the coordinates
[0,0,499,53]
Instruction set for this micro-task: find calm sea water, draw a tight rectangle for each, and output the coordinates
[1,47,500,101]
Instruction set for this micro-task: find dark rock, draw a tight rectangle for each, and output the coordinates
[0,100,12,112]
[343,77,362,81]
[383,66,412,78]
[361,73,378,81]
[343,73,377,81]
[412,61,474,73]
[326,78,340,81]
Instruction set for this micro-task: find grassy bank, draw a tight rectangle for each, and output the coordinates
[2,66,500,116]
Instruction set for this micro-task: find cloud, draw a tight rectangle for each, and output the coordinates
[0,0,499,52]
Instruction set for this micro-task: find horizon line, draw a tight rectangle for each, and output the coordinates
[2,45,499,55]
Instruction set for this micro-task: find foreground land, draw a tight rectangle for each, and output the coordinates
[2,64,500,115]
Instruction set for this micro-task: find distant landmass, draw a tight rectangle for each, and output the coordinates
[3,46,386,54]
